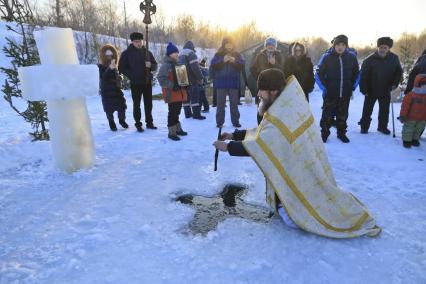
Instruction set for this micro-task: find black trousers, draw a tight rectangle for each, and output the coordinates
[131,83,153,127]
[106,110,125,122]
[360,94,391,130]
[320,95,351,134]
[168,102,182,127]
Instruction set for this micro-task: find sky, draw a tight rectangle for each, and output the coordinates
[124,0,426,46]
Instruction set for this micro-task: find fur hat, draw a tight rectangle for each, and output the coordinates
[257,68,286,92]
[264,37,277,48]
[166,42,179,56]
[377,37,393,48]
[332,34,348,46]
[130,32,144,41]
[99,44,119,65]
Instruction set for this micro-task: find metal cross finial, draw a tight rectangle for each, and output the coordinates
[140,0,156,25]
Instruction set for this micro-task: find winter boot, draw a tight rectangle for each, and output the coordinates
[184,106,193,118]
[168,125,180,141]
[378,128,391,135]
[119,120,129,129]
[360,128,368,134]
[337,132,350,143]
[176,122,188,136]
[403,141,412,148]
[412,140,420,147]
[146,123,157,130]
[192,106,206,120]
[136,124,144,132]
[109,120,117,131]
[321,131,330,143]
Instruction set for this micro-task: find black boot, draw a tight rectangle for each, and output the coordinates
[168,125,180,141]
[109,120,117,131]
[119,120,129,129]
[337,132,350,143]
[184,106,193,119]
[135,124,144,132]
[146,123,157,130]
[403,141,412,148]
[358,119,371,134]
[192,106,206,120]
[176,122,188,136]
[378,128,391,135]
[321,130,330,143]
[412,140,420,147]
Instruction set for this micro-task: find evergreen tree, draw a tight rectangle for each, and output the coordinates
[0,0,49,140]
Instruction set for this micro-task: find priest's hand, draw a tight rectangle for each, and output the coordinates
[146,61,152,68]
[219,132,233,141]
[213,141,228,152]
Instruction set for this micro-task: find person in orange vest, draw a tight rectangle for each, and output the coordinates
[400,74,426,148]
[157,42,189,141]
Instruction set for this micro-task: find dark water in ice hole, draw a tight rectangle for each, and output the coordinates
[175,184,273,235]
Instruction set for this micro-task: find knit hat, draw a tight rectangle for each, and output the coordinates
[257,68,286,92]
[264,37,277,48]
[377,37,393,48]
[332,34,348,46]
[414,74,426,87]
[183,41,196,51]
[130,32,143,41]
[166,42,179,56]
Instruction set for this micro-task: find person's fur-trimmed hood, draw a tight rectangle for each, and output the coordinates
[100,44,119,65]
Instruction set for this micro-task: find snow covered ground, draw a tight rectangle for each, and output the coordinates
[1,86,426,283]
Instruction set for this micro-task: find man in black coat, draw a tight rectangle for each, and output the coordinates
[405,48,426,95]
[118,32,158,132]
[283,42,315,101]
[359,37,403,134]
[317,35,359,143]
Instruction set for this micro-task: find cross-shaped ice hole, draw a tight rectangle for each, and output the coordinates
[175,184,273,235]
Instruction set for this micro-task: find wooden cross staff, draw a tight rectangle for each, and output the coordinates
[214,127,222,171]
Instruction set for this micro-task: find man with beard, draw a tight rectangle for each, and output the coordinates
[359,37,402,134]
[213,68,380,238]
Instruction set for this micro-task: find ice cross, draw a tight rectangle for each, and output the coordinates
[175,184,273,235]
[18,28,99,173]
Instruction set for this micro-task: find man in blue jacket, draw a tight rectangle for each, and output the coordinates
[211,37,245,128]
[178,41,206,120]
[317,35,359,143]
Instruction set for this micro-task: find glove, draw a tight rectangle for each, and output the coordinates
[399,116,406,123]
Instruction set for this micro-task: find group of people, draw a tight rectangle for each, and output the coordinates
[97,31,426,147]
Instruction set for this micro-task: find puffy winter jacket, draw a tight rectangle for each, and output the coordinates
[316,49,359,98]
[360,52,402,97]
[400,74,426,121]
